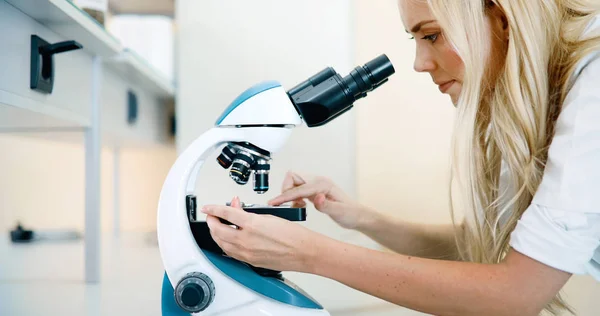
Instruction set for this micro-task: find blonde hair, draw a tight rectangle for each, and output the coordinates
[426,0,600,314]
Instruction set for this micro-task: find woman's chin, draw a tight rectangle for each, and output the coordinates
[442,84,461,106]
[451,94,459,106]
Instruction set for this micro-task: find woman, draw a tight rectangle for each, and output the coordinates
[201,0,600,315]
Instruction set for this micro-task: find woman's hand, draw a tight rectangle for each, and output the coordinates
[268,171,371,230]
[202,196,321,273]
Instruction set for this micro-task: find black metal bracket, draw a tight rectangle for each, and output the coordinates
[30,35,83,94]
[127,90,138,125]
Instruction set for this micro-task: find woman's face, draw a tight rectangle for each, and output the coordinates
[398,0,508,105]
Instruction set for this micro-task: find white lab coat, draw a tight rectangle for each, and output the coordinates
[509,15,600,280]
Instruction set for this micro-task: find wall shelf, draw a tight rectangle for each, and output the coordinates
[105,49,175,99]
[0,89,91,130]
[109,0,174,17]
[6,0,175,99]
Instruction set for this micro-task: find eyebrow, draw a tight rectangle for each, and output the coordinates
[406,20,437,33]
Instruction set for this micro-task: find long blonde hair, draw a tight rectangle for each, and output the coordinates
[426,0,600,314]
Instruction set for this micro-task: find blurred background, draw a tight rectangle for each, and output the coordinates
[1,0,598,315]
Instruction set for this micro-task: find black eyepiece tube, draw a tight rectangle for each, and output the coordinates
[364,54,396,87]
[288,54,395,127]
[287,67,337,97]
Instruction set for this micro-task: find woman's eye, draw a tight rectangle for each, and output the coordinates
[422,33,439,43]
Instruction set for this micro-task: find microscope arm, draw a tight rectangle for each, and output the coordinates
[158,126,305,316]
[159,127,239,287]
[159,126,291,284]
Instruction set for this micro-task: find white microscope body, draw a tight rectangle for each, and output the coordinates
[158,55,395,315]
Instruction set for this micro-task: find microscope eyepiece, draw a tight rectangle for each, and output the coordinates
[288,54,395,127]
[363,54,396,88]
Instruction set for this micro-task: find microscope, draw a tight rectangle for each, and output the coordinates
[158,54,395,315]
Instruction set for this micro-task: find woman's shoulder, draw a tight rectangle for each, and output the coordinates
[570,14,600,82]
[505,20,600,276]
[561,12,600,113]
[533,45,600,213]
[564,48,600,110]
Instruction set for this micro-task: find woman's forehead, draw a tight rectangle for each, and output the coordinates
[398,0,436,32]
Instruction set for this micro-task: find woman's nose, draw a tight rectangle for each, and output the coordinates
[414,47,436,73]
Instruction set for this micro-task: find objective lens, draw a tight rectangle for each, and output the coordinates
[217,145,236,169]
[229,151,254,185]
[253,160,270,194]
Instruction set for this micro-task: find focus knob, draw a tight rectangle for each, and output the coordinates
[174,272,215,313]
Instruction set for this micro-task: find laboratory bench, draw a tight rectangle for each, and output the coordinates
[0,0,175,283]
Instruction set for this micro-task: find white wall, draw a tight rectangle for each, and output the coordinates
[354,0,456,224]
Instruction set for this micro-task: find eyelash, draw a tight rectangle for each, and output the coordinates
[409,33,440,43]
[423,33,439,42]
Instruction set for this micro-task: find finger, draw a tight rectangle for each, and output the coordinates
[268,183,324,206]
[281,171,306,192]
[206,215,240,242]
[269,172,306,206]
[203,205,248,227]
[313,193,345,214]
[230,196,242,209]
[313,193,328,210]
[292,198,307,208]
[212,234,240,257]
